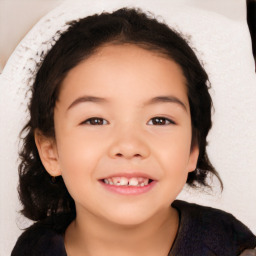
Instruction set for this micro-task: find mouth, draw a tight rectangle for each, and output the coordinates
[101,177,154,187]
[98,174,157,195]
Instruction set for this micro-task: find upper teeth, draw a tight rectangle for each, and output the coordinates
[103,177,149,187]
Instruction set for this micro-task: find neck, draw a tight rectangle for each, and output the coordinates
[64,206,179,256]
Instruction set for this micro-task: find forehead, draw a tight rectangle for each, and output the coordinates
[58,44,188,107]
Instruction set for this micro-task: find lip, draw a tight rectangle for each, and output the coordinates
[99,179,157,195]
[98,172,157,195]
[99,172,156,180]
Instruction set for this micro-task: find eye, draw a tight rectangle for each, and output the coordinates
[148,117,175,125]
[81,117,108,125]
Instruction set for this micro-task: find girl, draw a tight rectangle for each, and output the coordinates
[11,7,256,256]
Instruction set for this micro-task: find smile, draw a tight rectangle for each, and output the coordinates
[103,177,152,187]
[99,174,156,195]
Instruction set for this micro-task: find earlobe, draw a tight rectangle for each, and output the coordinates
[34,129,61,177]
[188,144,199,173]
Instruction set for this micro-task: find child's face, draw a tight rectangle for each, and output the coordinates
[39,44,199,225]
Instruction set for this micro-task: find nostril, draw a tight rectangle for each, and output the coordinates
[115,153,141,157]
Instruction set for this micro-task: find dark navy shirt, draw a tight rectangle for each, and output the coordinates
[12,200,256,256]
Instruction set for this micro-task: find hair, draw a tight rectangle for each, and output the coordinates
[247,0,256,60]
[18,7,223,222]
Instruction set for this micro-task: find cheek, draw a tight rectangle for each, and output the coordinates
[55,129,104,183]
[56,136,102,204]
[154,127,192,168]
[155,137,191,203]
[152,126,192,195]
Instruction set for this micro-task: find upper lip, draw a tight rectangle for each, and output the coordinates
[99,172,156,181]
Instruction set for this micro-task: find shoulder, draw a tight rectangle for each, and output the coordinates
[171,200,256,256]
[11,213,73,256]
[11,224,66,256]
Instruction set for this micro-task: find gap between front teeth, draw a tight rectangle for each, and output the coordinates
[103,177,149,187]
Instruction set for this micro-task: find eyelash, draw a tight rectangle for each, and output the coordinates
[148,117,176,125]
[81,117,175,126]
[81,118,108,125]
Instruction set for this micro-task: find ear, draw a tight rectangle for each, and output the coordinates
[34,129,61,177]
[187,144,199,173]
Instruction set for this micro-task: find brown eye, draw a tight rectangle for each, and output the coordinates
[148,117,175,125]
[82,118,108,125]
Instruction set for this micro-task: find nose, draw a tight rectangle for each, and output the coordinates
[108,126,150,160]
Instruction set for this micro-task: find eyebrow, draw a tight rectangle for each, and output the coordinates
[67,95,188,112]
[144,96,188,112]
[67,96,108,111]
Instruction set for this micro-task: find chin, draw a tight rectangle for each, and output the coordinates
[101,204,163,227]
[108,214,152,227]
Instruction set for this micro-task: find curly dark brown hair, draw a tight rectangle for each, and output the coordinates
[18,7,223,222]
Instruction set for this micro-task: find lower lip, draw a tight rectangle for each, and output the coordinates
[99,180,157,195]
